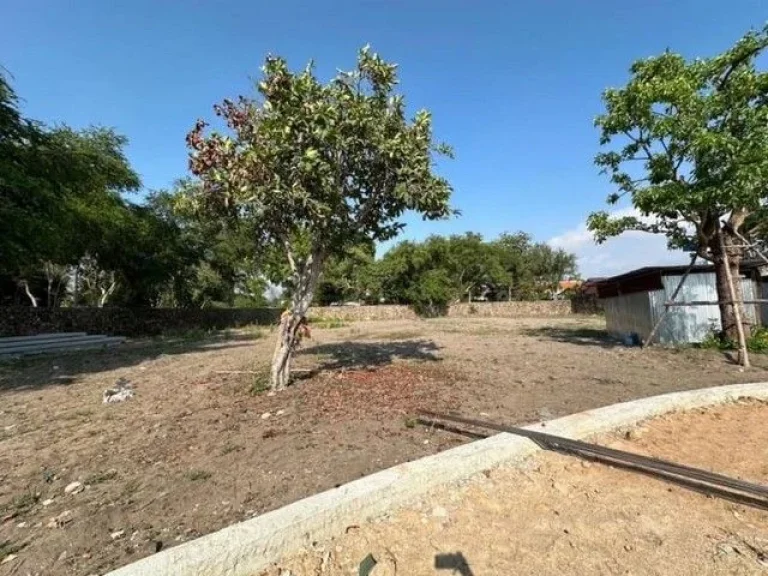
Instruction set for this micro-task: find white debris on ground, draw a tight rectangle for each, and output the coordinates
[103,377,134,404]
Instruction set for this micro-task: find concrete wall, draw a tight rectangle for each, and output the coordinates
[0,307,282,338]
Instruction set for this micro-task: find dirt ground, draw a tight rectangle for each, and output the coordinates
[2,316,768,575]
[264,400,768,576]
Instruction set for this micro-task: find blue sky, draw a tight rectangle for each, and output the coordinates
[2,1,766,276]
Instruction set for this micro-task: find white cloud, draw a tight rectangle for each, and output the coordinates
[548,208,691,279]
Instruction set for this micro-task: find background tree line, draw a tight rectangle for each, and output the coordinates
[316,233,577,313]
[1,72,576,313]
[0,74,269,309]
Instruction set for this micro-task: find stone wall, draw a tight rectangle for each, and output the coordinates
[0,299,599,338]
[0,307,281,338]
[447,300,573,317]
[308,300,583,321]
[307,304,418,321]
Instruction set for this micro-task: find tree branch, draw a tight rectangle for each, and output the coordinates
[283,239,297,276]
[717,41,768,90]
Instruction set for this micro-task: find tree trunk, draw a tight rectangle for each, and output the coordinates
[711,229,750,342]
[72,265,80,307]
[21,281,37,307]
[270,250,323,391]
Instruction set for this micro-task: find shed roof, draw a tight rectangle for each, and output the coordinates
[595,260,763,299]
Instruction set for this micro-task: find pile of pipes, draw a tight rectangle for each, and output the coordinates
[0,332,125,358]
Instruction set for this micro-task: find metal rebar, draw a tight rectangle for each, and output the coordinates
[418,410,768,500]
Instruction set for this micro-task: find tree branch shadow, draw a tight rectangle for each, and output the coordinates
[0,331,264,393]
[522,326,622,349]
[299,339,442,371]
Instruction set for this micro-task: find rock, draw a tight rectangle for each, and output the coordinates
[16,522,27,528]
[261,412,272,420]
[47,510,73,528]
[431,506,449,519]
[64,481,83,495]
[42,498,54,506]
[58,551,67,561]
[110,530,125,540]
[1,554,17,564]
[423,439,429,445]
[103,387,134,404]
[276,409,285,416]
[581,461,592,469]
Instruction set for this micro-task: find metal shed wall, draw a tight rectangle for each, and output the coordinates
[603,272,759,344]
[602,290,654,341]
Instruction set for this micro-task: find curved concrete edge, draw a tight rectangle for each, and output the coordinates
[107,381,768,576]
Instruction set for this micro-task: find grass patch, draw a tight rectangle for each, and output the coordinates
[85,470,118,485]
[0,540,26,563]
[220,443,244,456]
[249,369,271,395]
[2,491,40,516]
[698,327,768,353]
[309,316,348,329]
[375,330,426,341]
[239,324,265,338]
[120,479,141,500]
[186,469,212,482]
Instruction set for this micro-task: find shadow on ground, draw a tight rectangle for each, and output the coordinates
[435,552,475,576]
[0,331,265,393]
[522,326,622,348]
[300,339,442,371]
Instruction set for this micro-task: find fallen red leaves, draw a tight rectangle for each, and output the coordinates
[301,364,459,420]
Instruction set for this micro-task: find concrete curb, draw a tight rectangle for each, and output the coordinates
[107,382,768,576]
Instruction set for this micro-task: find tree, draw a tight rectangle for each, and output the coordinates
[587,26,768,341]
[440,233,506,302]
[491,232,577,300]
[187,47,453,389]
[315,241,378,305]
[1,72,141,303]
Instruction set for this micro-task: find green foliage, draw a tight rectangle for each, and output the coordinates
[0,72,140,276]
[698,327,768,353]
[748,327,768,352]
[249,370,271,395]
[588,25,768,256]
[187,46,453,318]
[314,242,379,305]
[376,232,578,309]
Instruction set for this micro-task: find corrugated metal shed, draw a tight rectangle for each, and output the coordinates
[600,267,760,345]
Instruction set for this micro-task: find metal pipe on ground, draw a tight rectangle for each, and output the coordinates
[417,410,768,506]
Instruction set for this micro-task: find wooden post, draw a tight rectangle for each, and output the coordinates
[720,230,750,368]
[643,253,697,348]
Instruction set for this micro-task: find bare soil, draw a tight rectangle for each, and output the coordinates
[264,400,768,576]
[1,316,767,575]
